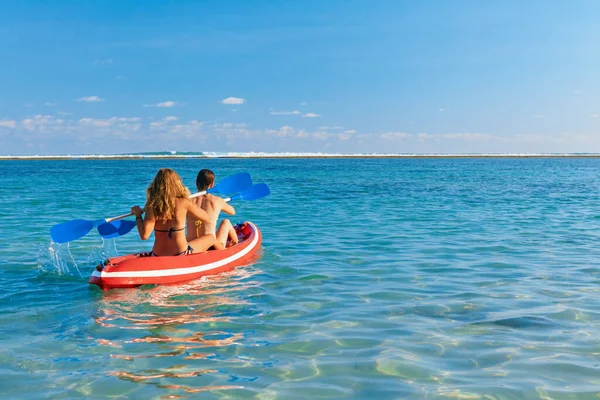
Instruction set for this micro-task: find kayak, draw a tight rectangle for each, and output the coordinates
[89,221,261,290]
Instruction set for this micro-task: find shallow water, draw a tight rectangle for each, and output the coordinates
[1,158,600,399]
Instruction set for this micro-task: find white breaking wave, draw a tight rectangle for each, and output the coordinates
[2,152,600,159]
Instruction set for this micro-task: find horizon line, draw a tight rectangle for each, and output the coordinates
[3,152,600,160]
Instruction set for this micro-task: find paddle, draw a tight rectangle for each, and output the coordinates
[223,183,270,202]
[50,172,253,244]
[97,183,270,239]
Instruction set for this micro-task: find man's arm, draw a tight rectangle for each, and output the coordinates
[219,198,236,216]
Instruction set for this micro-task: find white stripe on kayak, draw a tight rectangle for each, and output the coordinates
[91,222,259,279]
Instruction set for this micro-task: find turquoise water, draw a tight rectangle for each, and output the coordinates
[2,158,600,399]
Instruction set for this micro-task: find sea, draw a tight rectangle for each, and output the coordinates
[1,155,600,399]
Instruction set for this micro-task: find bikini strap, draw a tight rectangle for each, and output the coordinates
[154,226,185,239]
[195,220,202,237]
[194,219,217,237]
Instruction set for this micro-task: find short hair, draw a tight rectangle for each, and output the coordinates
[196,169,215,191]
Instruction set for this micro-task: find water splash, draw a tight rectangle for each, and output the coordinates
[37,241,82,277]
[36,238,120,278]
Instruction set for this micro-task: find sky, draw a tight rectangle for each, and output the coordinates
[1,0,600,155]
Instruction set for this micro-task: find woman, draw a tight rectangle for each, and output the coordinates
[186,169,238,248]
[131,168,223,256]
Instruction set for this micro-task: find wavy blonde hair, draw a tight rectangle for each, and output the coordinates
[146,168,189,220]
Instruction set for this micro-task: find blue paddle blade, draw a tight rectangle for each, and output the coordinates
[97,220,138,239]
[208,172,252,194]
[50,219,97,243]
[230,183,270,201]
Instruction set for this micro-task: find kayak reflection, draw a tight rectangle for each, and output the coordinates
[92,266,263,395]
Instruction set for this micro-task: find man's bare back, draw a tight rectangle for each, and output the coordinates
[187,194,221,238]
[188,169,239,248]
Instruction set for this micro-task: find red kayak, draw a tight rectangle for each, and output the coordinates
[89,222,261,290]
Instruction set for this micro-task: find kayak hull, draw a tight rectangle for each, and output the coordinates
[89,221,261,290]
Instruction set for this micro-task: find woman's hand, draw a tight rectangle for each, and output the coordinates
[131,206,152,240]
[131,206,144,218]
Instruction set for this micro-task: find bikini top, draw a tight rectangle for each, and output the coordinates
[154,226,185,239]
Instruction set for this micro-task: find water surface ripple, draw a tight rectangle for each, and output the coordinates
[1,158,600,399]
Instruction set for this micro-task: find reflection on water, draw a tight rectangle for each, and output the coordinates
[7,159,600,398]
[93,267,263,397]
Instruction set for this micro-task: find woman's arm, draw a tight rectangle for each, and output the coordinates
[131,205,155,240]
[186,200,212,223]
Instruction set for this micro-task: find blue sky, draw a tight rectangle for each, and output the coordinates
[1,0,599,155]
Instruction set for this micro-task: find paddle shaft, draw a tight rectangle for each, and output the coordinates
[96,183,269,240]
[105,190,207,223]
[104,188,242,223]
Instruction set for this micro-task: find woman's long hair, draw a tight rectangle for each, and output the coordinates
[146,169,189,220]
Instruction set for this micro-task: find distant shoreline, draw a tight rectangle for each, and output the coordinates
[2,154,600,160]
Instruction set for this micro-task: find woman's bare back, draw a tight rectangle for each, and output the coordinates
[151,198,191,256]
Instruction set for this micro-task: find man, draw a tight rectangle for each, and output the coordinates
[186,169,239,248]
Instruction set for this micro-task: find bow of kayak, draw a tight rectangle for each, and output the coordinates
[89,221,262,290]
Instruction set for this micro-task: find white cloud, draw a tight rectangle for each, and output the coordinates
[221,97,246,105]
[157,101,177,108]
[440,133,491,140]
[264,125,297,137]
[280,126,294,135]
[214,122,247,128]
[77,96,104,103]
[80,117,141,128]
[439,108,446,112]
[73,117,143,141]
[590,114,599,118]
[381,132,411,140]
[144,101,179,108]
[95,59,113,65]
[80,118,112,128]
[209,122,252,143]
[270,110,301,115]
[22,115,65,131]
[300,102,308,106]
[16,112,582,153]
[57,111,72,116]
[0,120,16,129]
[45,102,58,107]
[416,132,492,141]
[148,117,205,139]
[149,116,179,128]
[117,117,142,122]
[165,120,204,137]
[378,132,493,141]
[302,113,320,118]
